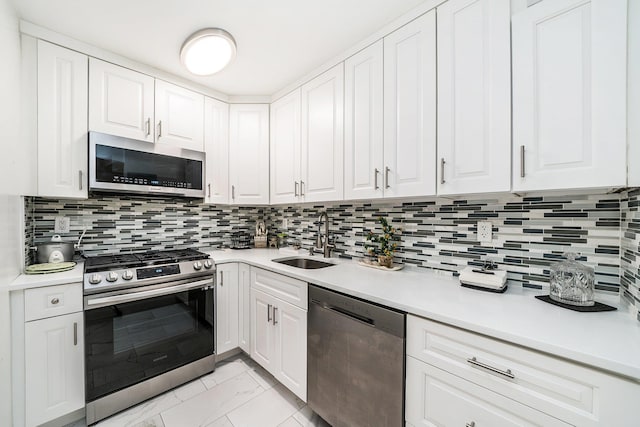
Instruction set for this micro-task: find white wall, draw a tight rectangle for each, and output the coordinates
[0,0,25,423]
[628,0,640,186]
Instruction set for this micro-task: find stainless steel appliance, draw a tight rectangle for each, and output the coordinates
[83,249,215,425]
[89,131,205,198]
[307,285,406,427]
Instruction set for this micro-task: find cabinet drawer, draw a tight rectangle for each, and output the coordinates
[25,283,83,321]
[407,315,638,427]
[406,356,570,427]
[251,267,307,309]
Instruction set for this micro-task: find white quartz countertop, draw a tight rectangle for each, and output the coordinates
[10,248,640,381]
[209,248,640,382]
[9,261,84,290]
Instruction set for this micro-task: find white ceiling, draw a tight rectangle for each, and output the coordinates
[13,0,428,96]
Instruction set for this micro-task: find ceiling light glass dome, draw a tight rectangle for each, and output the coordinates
[180,28,236,76]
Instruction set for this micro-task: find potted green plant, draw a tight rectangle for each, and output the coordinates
[365,217,401,268]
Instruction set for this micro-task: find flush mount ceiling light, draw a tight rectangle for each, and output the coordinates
[180,28,236,76]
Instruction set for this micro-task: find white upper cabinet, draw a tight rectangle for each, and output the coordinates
[344,40,384,201]
[437,0,511,195]
[37,40,89,199]
[155,80,205,151]
[383,10,437,198]
[229,104,270,205]
[89,58,154,142]
[300,63,345,202]
[204,97,230,205]
[512,0,627,191]
[270,89,301,204]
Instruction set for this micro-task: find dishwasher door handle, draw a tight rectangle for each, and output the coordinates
[311,299,374,326]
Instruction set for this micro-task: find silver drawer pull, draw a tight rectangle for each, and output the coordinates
[267,304,272,322]
[220,271,224,286]
[467,357,514,379]
[466,422,475,427]
[273,306,278,325]
[374,168,380,190]
[520,145,525,178]
[294,181,299,197]
[384,166,390,189]
[73,322,78,346]
[51,297,59,305]
[440,158,446,184]
[157,120,163,138]
[146,117,151,136]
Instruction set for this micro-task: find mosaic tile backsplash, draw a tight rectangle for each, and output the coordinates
[26,192,626,296]
[621,189,640,321]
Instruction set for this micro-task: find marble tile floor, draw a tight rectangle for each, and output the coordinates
[66,354,330,427]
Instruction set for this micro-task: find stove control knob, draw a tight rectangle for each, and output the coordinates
[122,270,134,280]
[89,274,102,285]
[193,261,203,271]
[204,260,213,269]
[106,272,118,282]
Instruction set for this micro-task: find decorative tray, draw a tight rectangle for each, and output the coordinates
[358,259,404,271]
[25,261,76,275]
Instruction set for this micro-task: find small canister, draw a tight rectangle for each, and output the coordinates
[549,252,595,306]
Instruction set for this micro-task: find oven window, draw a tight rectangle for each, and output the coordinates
[85,288,213,402]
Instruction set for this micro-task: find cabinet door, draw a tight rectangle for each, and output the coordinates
[512,0,627,191]
[229,104,270,205]
[437,0,511,195]
[300,63,344,202]
[238,263,251,353]
[270,89,302,204]
[204,97,230,204]
[405,357,570,427]
[25,312,84,427]
[344,40,384,201]
[89,58,154,142]
[383,10,437,198]
[216,263,239,355]
[250,288,276,371]
[37,41,88,199]
[274,299,307,401]
[155,80,205,151]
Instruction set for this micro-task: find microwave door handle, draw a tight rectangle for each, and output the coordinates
[85,278,212,309]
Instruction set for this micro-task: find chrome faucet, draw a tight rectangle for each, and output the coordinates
[315,211,334,258]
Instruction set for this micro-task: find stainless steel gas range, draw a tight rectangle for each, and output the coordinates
[82,249,216,425]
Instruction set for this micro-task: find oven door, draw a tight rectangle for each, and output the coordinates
[84,278,214,402]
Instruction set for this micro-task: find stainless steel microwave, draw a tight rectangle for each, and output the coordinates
[89,132,205,198]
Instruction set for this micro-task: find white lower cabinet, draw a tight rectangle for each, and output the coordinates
[406,357,569,427]
[406,315,639,427]
[216,263,239,355]
[238,263,251,353]
[23,284,84,427]
[250,267,307,401]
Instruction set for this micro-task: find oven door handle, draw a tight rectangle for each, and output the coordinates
[85,278,213,309]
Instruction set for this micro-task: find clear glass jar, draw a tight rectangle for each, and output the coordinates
[549,252,595,306]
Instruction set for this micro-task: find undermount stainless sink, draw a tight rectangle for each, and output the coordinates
[272,257,335,269]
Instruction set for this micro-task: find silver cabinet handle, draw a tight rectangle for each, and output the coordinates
[220,271,224,286]
[467,357,515,379]
[384,166,390,189]
[273,306,278,325]
[231,185,235,200]
[51,297,59,305]
[207,183,211,198]
[73,322,78,346]
[294,181,299,197]
[146,118,151,136]
[300,181,305,196]
[157,120,162,139]
[79,170,83,190]
[520,145,525,178]
[374,168,380,190]
[466,422,476,427]
[440,158,446,184]
[267,304,272,322]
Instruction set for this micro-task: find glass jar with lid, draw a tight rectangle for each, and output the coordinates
[549,252,595,306]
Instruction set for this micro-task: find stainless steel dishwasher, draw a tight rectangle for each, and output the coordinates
[307,284,406,427]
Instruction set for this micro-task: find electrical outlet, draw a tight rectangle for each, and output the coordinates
[477,221,492,243]
[282,218,288,229]
[54,216,70,233]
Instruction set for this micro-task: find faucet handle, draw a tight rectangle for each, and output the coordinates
[308,246,315,256]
